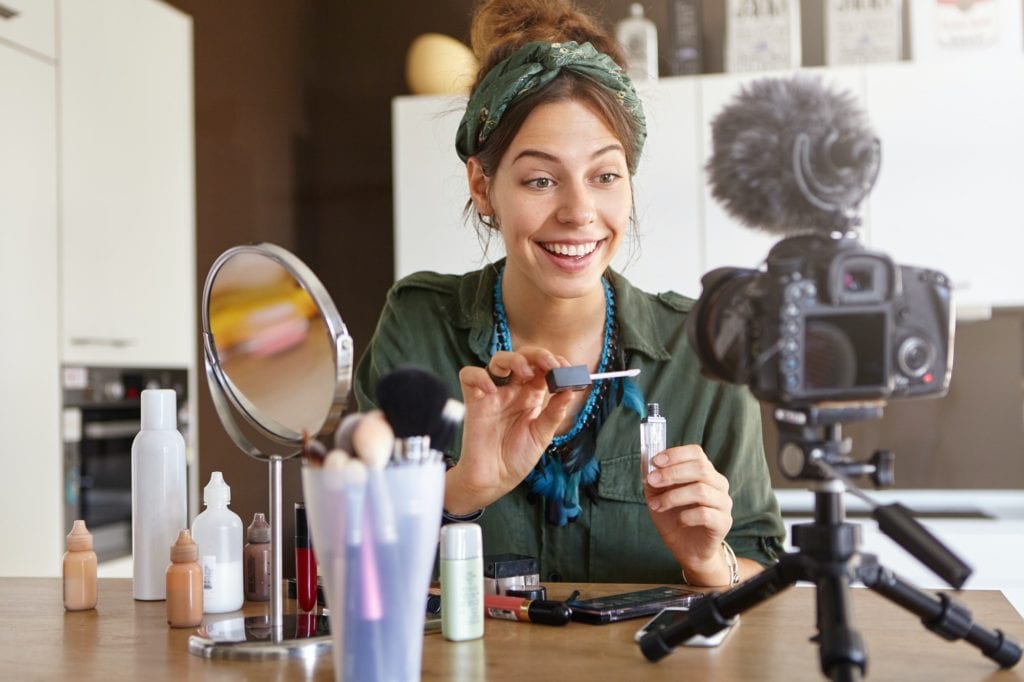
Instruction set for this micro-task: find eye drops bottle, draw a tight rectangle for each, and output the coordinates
[440,522,483,641]
[640,402,667,478]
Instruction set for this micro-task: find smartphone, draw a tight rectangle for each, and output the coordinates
[634,606,738,647]
[565,586,703,624]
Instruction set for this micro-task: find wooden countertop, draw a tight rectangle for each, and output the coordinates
[2,578,1022,680]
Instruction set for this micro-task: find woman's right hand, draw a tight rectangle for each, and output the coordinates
[443,348,574,515]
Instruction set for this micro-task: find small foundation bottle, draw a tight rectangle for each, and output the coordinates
[63,520,97,611]
[244,512,271,602]
[166,529,204,628]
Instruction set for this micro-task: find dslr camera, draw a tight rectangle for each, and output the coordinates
[686,233,954,407]
[692,75,956,407]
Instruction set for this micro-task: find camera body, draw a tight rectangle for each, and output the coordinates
[687,234,954,406]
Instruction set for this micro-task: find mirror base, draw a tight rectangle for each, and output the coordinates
[188,614,331,660]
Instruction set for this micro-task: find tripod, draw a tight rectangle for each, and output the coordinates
[639,403,1022,681]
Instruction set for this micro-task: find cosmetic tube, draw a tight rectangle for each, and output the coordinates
[440,523,483,641]
[483,594,572,625]
[63,520,97,611]
[244,513,271,602]
[295,503,318,612]
[166,529,203,627]
[641,402,667,478]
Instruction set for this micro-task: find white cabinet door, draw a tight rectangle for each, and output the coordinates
[0,0,55,59]
[0,45,61,576]
[59,0,195,368]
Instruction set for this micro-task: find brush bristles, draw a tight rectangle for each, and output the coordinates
[351,410,395,470]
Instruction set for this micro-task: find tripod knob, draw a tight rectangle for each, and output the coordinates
[870,450,895,488]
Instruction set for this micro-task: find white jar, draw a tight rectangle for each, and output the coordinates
[191,471,244,613]
[131,389,187,600]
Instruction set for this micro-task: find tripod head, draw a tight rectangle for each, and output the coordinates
[772,401,894,486]
[771,401,971,590]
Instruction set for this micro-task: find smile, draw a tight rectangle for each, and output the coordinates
[540,240,600,258]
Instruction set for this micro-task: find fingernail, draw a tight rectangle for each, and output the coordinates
[654,453,668,466]
[647,471,662,485]
[648,499,660,511]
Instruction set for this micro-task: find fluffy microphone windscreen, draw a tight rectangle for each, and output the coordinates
[706,75,878,236]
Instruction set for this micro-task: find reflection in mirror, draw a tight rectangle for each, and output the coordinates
[207,252,336,440]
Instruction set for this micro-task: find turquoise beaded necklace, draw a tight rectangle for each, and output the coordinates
[491,264,618,525]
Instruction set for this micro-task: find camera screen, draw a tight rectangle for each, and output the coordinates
[804,313,886,391]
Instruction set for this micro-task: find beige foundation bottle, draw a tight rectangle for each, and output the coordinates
[166,529,203,627]
[63,520,98,611]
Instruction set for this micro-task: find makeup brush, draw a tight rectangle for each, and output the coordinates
[350,409,397,681]
[376,365,465,452]
[333,412,364,453]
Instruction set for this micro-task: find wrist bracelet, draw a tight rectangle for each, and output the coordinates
[681,540,740,586]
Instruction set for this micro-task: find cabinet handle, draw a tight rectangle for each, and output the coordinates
[69,337,138,349]
[0,4,19,20]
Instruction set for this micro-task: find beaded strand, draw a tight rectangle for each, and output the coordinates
[492,266,616,446]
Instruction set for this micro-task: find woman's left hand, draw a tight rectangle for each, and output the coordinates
[644,444,734,585]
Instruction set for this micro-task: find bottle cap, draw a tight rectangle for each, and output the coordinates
[247,512,271,544]
[294,503,309,546]
[140,389,178,430]
[440,522,481,561]
[66,519,93,552]
[170,528,198,563]
[203,471,231,506]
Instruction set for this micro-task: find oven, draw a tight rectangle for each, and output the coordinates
[62,366,190,562]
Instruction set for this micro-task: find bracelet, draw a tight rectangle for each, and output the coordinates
[440,458,485,524]
[681,541,740,586]
[723,540,741,586]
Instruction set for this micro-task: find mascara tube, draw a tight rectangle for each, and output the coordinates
[640,403,666,478]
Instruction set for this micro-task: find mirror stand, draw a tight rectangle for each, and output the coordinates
[190,243,352,660]
[187,366,331,660]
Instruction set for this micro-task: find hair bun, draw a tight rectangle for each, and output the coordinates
[469,0,623,71]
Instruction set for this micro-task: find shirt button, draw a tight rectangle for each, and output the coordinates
[547,571,562,582]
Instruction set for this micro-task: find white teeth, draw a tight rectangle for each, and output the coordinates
[543,241,598,257]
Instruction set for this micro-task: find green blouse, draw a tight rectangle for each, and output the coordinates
[354,261,785,583]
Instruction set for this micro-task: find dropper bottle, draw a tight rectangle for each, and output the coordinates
[63,520,97,611]
[640,402,667,478]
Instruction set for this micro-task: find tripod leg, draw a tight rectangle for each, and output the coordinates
[639,551,807,662]
[814,569,867,681]
[858,557,1022,669]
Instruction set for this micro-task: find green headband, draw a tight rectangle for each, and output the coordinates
[455,41,647,173]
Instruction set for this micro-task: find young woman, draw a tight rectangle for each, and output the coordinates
[354,0,785,586]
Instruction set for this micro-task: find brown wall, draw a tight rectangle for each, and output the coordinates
[166,1,1022,574]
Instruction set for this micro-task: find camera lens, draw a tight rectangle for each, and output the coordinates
[897,336,934,378]
[686,268,760,385]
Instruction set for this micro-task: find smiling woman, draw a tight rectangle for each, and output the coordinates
[353,0,785,587]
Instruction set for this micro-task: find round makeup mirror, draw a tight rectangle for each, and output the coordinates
[194,242,352,659]
[203,243,351,454]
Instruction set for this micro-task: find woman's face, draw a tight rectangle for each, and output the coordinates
[471,98,632,302]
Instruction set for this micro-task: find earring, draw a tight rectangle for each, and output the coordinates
[478,212,494,228]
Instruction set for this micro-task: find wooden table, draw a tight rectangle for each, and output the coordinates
[2,578,1022,680]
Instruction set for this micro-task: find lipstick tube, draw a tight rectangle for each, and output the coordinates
[295,503,317,612]
[483,594,572,626]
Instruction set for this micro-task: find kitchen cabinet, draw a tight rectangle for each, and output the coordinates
[59,0,195,369]
[393,56,1024,308]
[0,29,61,576]
[0,0,195,578]
[0,0,55,59]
